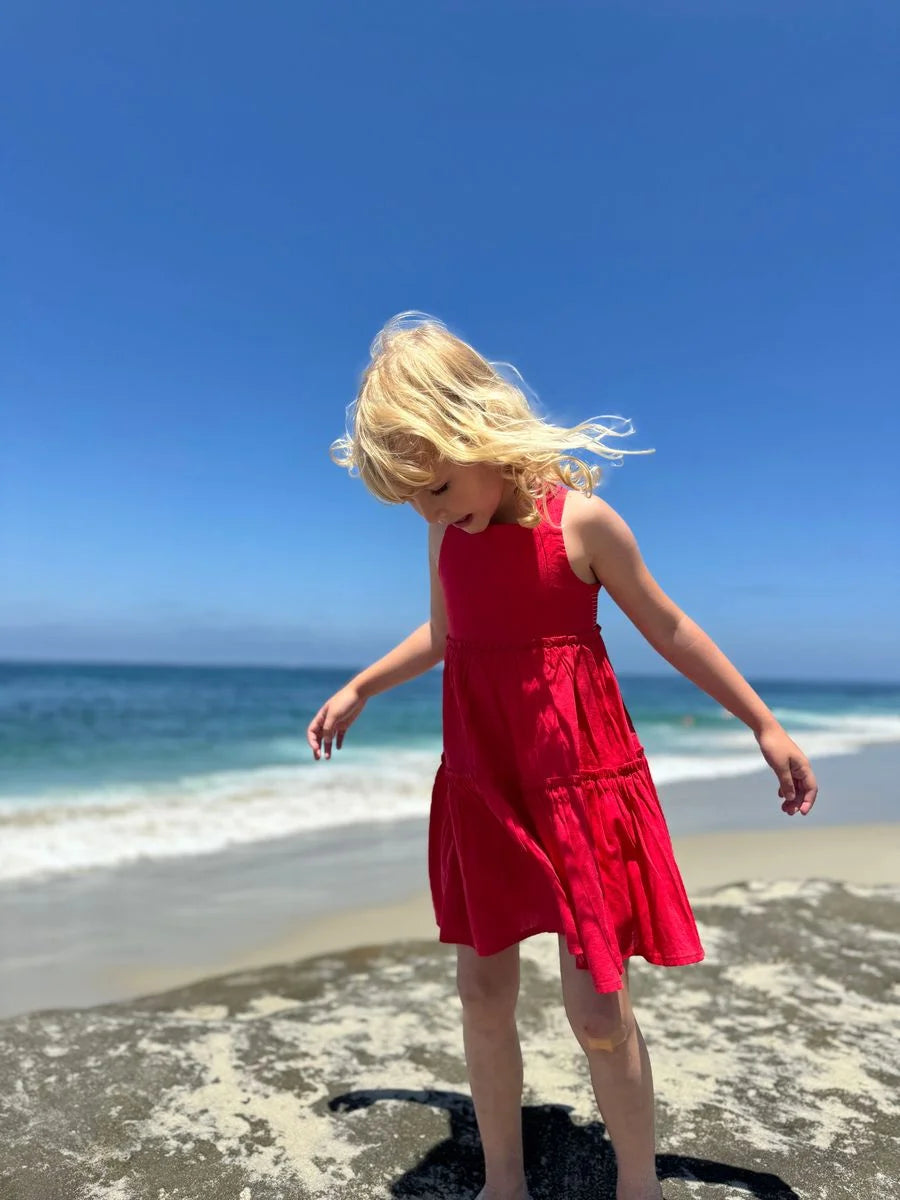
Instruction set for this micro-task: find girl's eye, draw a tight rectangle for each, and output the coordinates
[431,482,449,496]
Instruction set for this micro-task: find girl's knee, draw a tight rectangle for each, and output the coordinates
[456,943,519,1018]
[578,1011,634,1052]
[557,938,635,1051]
[565,987,635,1052]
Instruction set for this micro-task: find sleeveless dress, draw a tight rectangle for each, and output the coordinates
[428,481,705,993]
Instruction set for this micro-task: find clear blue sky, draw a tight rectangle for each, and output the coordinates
[2,2,898,680]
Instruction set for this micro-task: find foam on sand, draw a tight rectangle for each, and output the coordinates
[1,878,897,1199]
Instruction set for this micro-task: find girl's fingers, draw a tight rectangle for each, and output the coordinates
[778,768,795,805]
[791,761,816,814]
[309,695,359,760]
[308,705,331,759]
[780,759,818,816]
[796,767,818,814]
[306,713,323,756]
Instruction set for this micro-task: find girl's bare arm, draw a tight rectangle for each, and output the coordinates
[570,492,817,815]
[571,493,775,731]
[307,527,448,759]
[351,523,448,698]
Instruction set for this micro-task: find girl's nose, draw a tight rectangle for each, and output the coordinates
[421,499,447,525]
[410,493,448,525]
[410,498,436,524]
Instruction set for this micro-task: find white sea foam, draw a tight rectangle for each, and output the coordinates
[768,708,900,741]
[0,750,439,884]
[1,709,897,885]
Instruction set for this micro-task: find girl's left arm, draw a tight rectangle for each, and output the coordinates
[576,496,818,817]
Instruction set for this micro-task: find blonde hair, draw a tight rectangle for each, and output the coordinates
[330,311,654,528]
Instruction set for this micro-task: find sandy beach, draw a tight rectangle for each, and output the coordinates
[104,817,899,1009]
[1,743,898,1198]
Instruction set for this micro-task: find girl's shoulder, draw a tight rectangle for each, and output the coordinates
[558,487,639,587]
[560,485,623,533]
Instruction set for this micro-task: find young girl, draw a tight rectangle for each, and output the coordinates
[306,312,818,1200]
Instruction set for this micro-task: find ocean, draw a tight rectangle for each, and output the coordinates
[2,660,899,887]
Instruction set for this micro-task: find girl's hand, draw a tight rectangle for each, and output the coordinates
[755,724,818,816]
[306,685,367,760]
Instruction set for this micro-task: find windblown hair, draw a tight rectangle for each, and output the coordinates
[330,311,654,528]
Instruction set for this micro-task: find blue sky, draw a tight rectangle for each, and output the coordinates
[2,2,898,680]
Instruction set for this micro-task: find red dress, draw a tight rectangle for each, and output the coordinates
[428,481,705,993]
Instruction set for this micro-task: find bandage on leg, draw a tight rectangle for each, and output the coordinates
[585,1022,632,1052]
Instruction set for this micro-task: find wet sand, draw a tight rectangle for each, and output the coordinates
[1,872,898,1199]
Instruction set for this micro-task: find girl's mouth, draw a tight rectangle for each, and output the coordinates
[453,513,473,528]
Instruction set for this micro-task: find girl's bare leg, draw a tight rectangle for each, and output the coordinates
[558,940,663,1200]
[456,942,533,1200]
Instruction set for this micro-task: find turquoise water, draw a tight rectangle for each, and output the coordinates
[2,660,898,884]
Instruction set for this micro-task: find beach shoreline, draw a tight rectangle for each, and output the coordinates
[1,741,898,1020]
[178,818,900,987]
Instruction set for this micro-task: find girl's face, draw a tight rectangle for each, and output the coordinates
[407,462,520,532]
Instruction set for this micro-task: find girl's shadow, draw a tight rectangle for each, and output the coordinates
[330,1088,800,1199]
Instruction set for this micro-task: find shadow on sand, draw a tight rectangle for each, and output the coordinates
[331,1087,800,1199]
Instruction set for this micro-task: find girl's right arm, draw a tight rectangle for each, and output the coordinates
[306,525,447,760]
